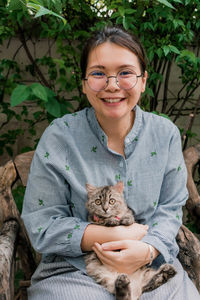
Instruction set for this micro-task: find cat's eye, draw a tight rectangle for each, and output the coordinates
[95,199,102,205]
[109,199,116,205]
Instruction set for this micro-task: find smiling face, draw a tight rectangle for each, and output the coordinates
[82,42,147,124]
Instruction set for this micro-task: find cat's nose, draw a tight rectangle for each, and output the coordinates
[103,206,108,212]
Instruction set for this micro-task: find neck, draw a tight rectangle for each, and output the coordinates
[96,111,135,141]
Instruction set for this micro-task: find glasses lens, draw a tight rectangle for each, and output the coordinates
[87,72,107,91]
[117,71,137,90]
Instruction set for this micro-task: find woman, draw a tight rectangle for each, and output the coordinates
[22,26,200,299]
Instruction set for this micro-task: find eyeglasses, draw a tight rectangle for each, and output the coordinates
[84,69,144,91]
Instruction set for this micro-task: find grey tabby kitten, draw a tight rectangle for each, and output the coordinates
[85,181,176,300]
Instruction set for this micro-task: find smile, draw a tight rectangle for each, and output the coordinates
[101,98,126,103]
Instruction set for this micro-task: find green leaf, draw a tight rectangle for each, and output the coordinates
[26,2,40,11]
[172,0,182,3]
[60,102,73,115]
[162,45,170,56]
[124,9,136,15]
[159,113,171,120]
[7,0,26,10]
[145,87,154,97]
[116,16,123,25]
[156,48,163,58]
[27,2,67,24]
[169,45,180,54]
[122,16,129,30]
[110,11,119,19]
[31,83,50,102]
[118,6,125,17]
[157,0,175,9]
[44,97,61,117]
[10,85,31,107]
[148,49,154,62]
[152,111,159,115]
[180,50,196,63]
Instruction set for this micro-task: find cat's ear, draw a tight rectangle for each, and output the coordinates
[115,181,124,194]
[86,183,96,194]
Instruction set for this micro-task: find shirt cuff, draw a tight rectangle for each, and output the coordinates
[141,234,176,264]
[70,221,90,256]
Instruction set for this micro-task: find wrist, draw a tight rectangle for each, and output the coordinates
[145,243,159,266]
[147,244,154,266]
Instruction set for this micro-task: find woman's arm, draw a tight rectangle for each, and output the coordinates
[21,122,90,257]
[81,223,149,252]
[141,126,188,263]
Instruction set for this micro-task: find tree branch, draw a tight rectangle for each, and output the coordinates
[17,23,51,89]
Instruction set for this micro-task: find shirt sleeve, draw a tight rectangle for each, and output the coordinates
[21,121,89,257]
[141,126,188,264]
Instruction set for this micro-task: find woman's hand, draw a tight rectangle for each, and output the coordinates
[92,240,150,274]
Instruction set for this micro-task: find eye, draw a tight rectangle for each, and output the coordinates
[95,199,102,205]
[90,71,106,78]
[109,199,116,205]
[119,70,135,78]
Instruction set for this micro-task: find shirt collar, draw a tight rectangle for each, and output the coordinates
[86,105,143,147]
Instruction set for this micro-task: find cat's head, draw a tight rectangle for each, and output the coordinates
[85,181,125,218]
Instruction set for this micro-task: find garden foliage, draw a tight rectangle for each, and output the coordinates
[0,0,200,157]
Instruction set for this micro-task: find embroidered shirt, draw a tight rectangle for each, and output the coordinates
[22,105,188,272]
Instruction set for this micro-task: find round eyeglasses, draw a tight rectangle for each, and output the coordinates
[84,69,144,92]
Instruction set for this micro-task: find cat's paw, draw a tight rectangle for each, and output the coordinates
[142,264,176,293]
[115,274,131,300]
[115,274,130,289]
[120,216,134,226]
[105,218,120,226]
[159,264,177,281]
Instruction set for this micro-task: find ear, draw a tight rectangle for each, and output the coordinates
[85,183,96,194]
[141,71,148,93]
[114,181,124,194]
[82,80,86,94]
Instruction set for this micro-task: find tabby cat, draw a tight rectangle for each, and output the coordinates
[85,181,176,300]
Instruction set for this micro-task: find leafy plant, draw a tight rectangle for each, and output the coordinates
[0,0,200,160]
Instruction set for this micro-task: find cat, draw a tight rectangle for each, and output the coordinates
[85,181,176,300]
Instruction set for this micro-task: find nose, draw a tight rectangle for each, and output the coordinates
[103,204,109,212]
[105,76,120,91]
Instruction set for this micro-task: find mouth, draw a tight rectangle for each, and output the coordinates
[101,98,126,103]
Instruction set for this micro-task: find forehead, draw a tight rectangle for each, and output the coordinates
[87,42,140,71]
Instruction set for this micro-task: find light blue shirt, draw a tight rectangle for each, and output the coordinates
[22,105,188,272]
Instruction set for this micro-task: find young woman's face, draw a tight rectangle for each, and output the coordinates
[82,42,147,123]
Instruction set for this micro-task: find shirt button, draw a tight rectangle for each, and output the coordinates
[125,137,131,144]
[119,161,123,168]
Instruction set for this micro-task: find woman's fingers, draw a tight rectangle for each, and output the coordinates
[92,240,152,274]
[92,243,118,267]
[101,240,128,251]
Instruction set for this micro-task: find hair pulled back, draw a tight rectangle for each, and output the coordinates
[80,26,147,79]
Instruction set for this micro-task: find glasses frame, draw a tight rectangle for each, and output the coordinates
[84,70,144,91]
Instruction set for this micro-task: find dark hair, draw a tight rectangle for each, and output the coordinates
[80,26,147,79]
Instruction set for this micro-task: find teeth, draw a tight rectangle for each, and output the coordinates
[104,98,122,103]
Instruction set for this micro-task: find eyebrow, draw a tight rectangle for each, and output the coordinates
[88,65,105,70]
[88,64,137,70]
